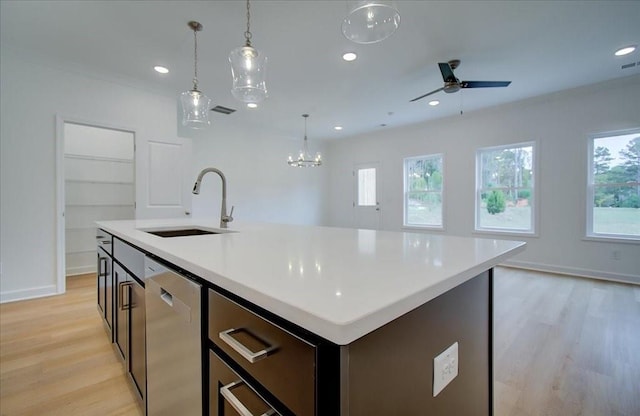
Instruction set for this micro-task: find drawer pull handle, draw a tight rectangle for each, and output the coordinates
[220,380,276,416]
[219,328,276,364]
[119,281,132,310]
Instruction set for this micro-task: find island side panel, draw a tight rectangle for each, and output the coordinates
[345,270,492,415]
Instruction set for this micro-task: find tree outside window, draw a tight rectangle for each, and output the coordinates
[404,154,443,228]
[588,131,640,240]
[476,142,535,233]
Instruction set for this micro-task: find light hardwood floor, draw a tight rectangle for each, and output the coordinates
[1,269,639,415]
[493,267,640,416]
[0,274,143,416]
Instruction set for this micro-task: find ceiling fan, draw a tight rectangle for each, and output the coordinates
[410,59,511,102]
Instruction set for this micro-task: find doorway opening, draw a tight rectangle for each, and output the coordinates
[56,118,135,294]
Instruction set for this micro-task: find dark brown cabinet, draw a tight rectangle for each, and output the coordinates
[209,290,315,416]
[98,230,146,411]
[113,238,147,405]
[210,350,279,415]
[129,277,146,401]
[96,229,113,338]
[114,262,130,361]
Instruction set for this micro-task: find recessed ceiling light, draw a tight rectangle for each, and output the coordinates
[342,52,357,62]
[153,65,169,74]
[614,45,636,56]
[334,126,343,131]
[428,100,440,106]
[247,103,258,108]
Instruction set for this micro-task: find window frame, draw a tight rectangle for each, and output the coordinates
[586,128,640,242]
[475,141,537,236]
[403,153,445,230]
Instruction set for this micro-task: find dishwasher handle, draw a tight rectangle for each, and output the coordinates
[147,278,193,323]
[160,288,173,307]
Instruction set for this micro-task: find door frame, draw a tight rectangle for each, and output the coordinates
[55,115,137,295]
[353,161,382,230]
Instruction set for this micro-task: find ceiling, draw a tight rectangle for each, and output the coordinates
[1,1,639,141]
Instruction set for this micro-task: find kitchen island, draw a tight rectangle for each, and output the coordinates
[97,218,525,415]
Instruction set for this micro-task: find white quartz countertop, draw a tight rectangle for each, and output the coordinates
[97,219,525,345]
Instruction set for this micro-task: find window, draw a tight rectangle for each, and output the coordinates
[404,154,443,228]
[476,142,535,234]
[357,167,377,206]
[587,130,640,240]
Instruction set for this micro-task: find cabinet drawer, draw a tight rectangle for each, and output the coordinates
[210,350,279,416]
[113,238,144,279]
[96,229,113,255]
[209,290,315,416]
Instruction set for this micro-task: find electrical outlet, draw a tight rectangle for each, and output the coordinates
[433,342,459,397]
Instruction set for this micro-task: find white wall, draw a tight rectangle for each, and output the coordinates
[189,129,328,226]
[325,75,640,283]
[0,50,327,302]
[0,49,176,302]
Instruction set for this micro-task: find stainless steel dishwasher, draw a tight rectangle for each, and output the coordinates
[145,257,202,416]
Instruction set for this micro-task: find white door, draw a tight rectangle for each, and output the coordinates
[136,137,193,219]
[353,163,381,230]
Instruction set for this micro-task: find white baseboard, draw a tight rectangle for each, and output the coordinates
[502,260,640,285]
[66,265,95,276]
[0,284,59,304]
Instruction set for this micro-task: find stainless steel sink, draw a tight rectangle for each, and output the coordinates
[144,228,220,238]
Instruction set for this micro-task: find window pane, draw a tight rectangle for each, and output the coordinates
[593,185,640,235]
[404,155,443,227]
[407,191,442,226]
[480,146,533,189]
[358,168,376,206]
[476,143,535,233]
[590,132,640,239]
[478,189,533,231]
[406,157,443,191]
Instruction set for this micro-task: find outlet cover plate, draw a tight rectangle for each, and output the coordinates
[433,342,459,397]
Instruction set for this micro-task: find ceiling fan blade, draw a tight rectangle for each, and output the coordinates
[410,87,445,102]
[460,81,511,88]
[438,62,457,83]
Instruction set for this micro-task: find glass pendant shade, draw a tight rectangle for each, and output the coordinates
[229,45,268,104]
[180,89,211,129]
[342,1,400,44]
[180,21,210,129]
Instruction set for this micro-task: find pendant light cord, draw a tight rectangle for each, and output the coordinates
[304,114,308,141]
[244,0,252,47]
[193,27,199,90]
[303,114,309,152]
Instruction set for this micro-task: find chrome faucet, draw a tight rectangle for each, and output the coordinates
[192,167,234,228]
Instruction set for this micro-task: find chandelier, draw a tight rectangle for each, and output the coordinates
[288,114,322,168]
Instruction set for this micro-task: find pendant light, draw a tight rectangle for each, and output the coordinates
[229,0,268,106]
[342,1,401,44]
[288,114,322,168]
[180,21,211,129]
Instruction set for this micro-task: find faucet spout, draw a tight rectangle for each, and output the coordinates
[192,167,233,228]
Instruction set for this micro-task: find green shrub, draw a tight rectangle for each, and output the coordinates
[487,190,506,214]
[517,189,531,200]
[621,194,640,208]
